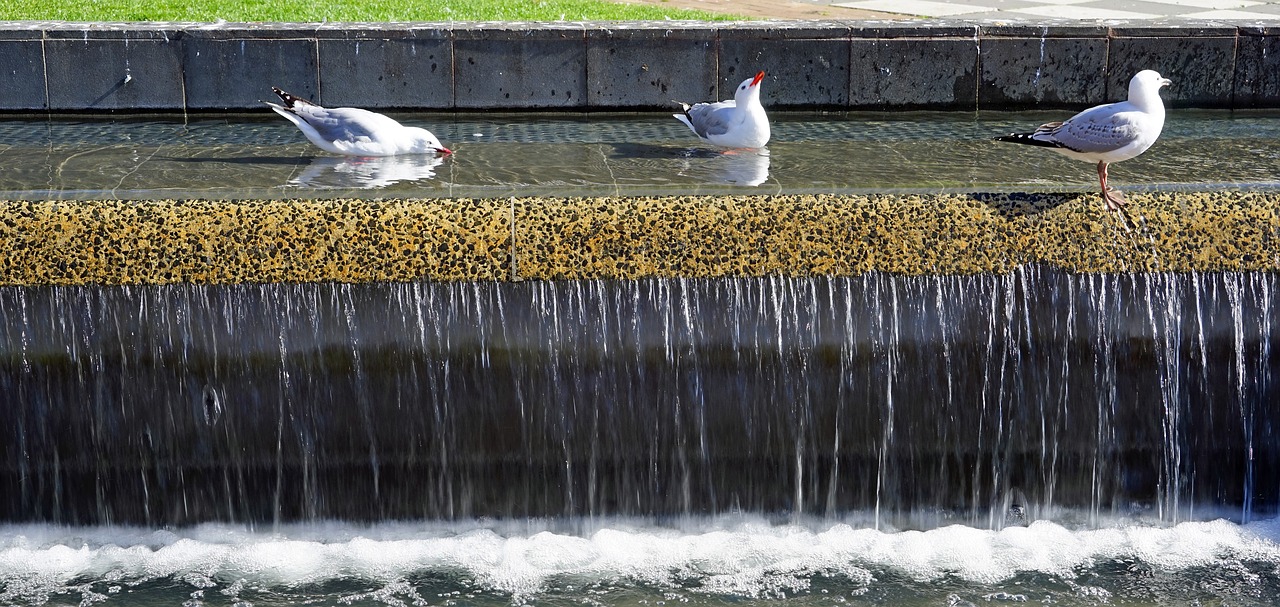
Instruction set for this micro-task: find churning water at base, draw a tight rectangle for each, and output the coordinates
[2,268,1278,604]
[3,516,1280,606]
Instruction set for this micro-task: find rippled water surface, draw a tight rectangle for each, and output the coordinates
[0,110,1278,199]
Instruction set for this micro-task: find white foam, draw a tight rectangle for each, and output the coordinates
[1,515,1278,602]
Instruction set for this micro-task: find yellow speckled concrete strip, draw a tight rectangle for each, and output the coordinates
[1,192,1277,285]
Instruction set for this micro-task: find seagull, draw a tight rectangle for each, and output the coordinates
[674,71,770,149]
[995,70,1171,210]
[266,87,451,156]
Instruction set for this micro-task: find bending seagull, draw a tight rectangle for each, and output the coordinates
[267,87,451,156]
[995,70,1171,210]
[675,71,770,149]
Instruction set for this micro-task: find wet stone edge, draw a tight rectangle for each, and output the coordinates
[0,191,1276,285]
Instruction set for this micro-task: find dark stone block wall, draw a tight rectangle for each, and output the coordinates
[2,20,1280,111]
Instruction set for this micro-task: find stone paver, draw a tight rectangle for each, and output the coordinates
[619,0,1280,20]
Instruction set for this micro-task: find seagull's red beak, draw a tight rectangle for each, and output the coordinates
[438,147,453,155]
[751,71,765,87]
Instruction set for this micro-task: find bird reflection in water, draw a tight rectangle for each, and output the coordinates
[677,147,770,187]
[289,154,446,189]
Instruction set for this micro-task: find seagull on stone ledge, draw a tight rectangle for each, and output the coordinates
[995,70,1171,211]
[674,70,771,149]
[267,87,451,156]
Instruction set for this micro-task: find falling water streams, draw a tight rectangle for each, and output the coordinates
[1,112,1280,604]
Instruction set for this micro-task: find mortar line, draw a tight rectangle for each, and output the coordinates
[972,28,981,111]
[39,34,50,113]
[450,30,457,112]
[714,26,721,99]
[1102,31,1112,100]
[314,36,322,104]
[179,32,189,121]
[1229,30,1239,109]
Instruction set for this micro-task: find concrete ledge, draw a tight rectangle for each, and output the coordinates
[3,21,1280,110]
[1,191,1276,285]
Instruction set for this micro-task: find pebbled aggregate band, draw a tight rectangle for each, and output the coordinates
[1,192,1276,285]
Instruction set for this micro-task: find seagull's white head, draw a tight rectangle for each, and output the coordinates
[733,71,766,106]
[1129,70,1172,108]
[406,127,452,155]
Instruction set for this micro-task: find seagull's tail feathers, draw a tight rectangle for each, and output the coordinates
[673,113,698,137]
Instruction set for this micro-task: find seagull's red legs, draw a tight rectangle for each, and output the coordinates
[1096,161,1127,210]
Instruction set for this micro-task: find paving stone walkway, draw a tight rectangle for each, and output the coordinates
[622,0,1280,20]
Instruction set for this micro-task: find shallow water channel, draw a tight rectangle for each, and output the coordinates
[1,109,1280,199]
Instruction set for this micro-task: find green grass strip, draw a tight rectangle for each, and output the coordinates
[0,0,739,22]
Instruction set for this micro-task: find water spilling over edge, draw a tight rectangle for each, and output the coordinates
[2,269,1276,528]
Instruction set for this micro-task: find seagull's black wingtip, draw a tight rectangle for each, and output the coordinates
[270,87,312,109]
[994,132,1063,148]
[994,133,1029,143]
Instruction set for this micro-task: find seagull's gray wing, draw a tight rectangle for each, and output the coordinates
[293,106,402,144]
[682,100,737,138]
[1048,104,1146,154]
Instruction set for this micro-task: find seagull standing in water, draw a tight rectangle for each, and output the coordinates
[267,87,451,156]
[674,71,770,149]
[995,70,1171,210]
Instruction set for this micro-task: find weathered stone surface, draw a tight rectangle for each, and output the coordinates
[184,36,318,109]
[586,24,717,108]
[46,39,185,110]
[718,37,850,107]
[0,199,512,284]
[719,21,853,40]
[176,23,318,40]
[513,192,1280,278]
[979,37,1107,108]
[40,24,185,40]
[850,38,978,109]
[1106,23,1237,38]
[318,29,452,108]
[0,23,1278,111]
[1235,33,1280,108]
[854,22,978,39]
[978,23,1108,38]
[1106,36,1235,106]
[1,192,1275,285]
[0,40,46,110]
[454,24,587,109]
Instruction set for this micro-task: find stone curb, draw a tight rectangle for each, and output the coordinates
[2,192,1276,285]
[2,20,1280,111]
